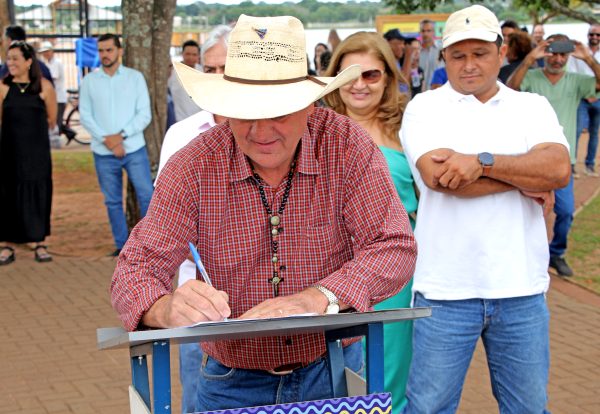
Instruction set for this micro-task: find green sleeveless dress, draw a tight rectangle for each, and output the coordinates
[376,146,417,412]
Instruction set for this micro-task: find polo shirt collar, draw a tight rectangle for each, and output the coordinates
[444,80,506,104]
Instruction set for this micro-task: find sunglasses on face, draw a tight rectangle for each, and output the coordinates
[339,68,384,84]
[589,33,600,37]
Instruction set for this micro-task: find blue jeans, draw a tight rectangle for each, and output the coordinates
[549,174,574,258]
[179,343,202,414]
[93,147,153,249]
[195,342,363,412]
[402,293,550,414]
[576,98,600,168]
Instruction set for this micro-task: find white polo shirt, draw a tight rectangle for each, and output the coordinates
[156,110,216,286]
[400,82,569,300]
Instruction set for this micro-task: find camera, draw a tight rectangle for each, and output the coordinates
[546,40,575,54]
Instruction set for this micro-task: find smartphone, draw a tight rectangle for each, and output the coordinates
[546,40,575,54]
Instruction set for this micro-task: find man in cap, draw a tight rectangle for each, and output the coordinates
[400,5,570,413]
[111,15,416,412]
[384,28,406,68]
[38,41,77,143]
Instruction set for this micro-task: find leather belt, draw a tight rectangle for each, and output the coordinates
[267,362,306,376]
[266,354,326,376]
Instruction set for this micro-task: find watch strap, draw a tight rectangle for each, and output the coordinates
[312,285,340,314]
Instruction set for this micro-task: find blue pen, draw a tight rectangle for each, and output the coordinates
[188,242,213,287]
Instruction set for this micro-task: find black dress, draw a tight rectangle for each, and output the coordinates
[0,82,52,243]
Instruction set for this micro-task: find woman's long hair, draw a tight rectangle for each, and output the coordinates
[3,41,43,94]
[323,31,408,140]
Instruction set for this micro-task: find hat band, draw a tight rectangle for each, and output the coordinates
[223,74,326,86]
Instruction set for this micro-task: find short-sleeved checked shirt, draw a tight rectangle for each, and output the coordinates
[111,107,416,370]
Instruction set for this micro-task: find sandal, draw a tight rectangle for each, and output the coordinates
[34,245,53,263]
[0,246,15,266]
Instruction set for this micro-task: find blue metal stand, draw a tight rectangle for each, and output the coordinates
[98,309,433,413]
[131,354,150,409]
[152,341,171,414]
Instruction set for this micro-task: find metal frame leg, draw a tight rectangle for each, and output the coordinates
[325,337,347,398]
[365,323,384,394]
[131,354,151,409]
[152,340,172,414]
[324,322,385,397]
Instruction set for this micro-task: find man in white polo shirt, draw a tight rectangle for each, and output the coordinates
[156,25,230,414]
[400,5,570,413]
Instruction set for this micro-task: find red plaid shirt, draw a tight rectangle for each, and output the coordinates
[111,107,416,370]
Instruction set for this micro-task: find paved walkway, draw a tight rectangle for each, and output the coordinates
[1,150,599,414]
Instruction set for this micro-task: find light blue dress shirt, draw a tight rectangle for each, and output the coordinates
[79,64,151,156]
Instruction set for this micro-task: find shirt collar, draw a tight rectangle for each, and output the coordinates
[228,122,320,183]
[100,64,124,78]
[443,80,506,104]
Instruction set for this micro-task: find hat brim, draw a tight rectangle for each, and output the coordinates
[174,62,361,120]
[443,29,500,49]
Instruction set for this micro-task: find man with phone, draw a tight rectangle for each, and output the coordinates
[568,24,600,178]
[508,34,600,277]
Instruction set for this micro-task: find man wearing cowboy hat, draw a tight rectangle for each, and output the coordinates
[111,15,416,411]
[400,5,570,413]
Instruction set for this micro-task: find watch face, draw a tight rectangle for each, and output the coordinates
[478,152,494,166]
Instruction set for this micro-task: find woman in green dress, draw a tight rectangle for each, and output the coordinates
[324,31,416,412]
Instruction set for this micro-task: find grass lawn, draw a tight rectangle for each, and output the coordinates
[568,192,600,294]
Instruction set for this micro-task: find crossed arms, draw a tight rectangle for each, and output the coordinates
[416,143,571,214]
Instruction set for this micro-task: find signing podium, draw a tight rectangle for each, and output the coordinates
[97,308,431,414]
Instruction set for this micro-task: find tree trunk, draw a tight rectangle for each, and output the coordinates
[121,0,176,229]
[0,0,12,58]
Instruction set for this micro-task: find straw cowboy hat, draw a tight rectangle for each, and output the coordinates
[174,14,361,120]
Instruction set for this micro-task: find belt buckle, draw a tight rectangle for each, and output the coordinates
[266,362,303,376]
[266,367,295,376]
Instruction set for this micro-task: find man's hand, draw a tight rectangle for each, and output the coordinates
[520,190,555,216]
[572,40,591,61]
[104,133,125,158]
[239,288,328,319]
[528,40,551,62]
[431,151,483,190]
[142,280,231,328]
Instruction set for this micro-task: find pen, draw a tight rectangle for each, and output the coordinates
[188,242,213,287]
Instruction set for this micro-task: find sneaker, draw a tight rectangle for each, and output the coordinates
[549,256,573,277]
[572,165,580,179]
[584,166,599,177]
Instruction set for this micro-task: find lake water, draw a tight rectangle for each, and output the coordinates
[305,22,590,71]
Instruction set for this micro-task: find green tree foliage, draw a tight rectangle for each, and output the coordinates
[175,0,383,26]
[383,0,449,14]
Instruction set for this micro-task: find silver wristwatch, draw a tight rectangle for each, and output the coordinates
[313,285,340,314]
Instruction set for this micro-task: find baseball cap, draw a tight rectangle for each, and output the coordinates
[442,5,502,49]
[383,28,406,42]
[38,41,53,52]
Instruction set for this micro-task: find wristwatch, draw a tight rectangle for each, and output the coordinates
[313,285,340,314]
[120,129,128,139]
[478,152,494,177]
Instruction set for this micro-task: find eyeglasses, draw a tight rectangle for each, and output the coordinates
[360,69,383,83]
[339,68,384,84]
[589,33,600,37]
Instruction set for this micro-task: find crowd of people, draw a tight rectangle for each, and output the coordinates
[0,4,598,414]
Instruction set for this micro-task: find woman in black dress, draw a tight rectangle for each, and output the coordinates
[0,41,57,265]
